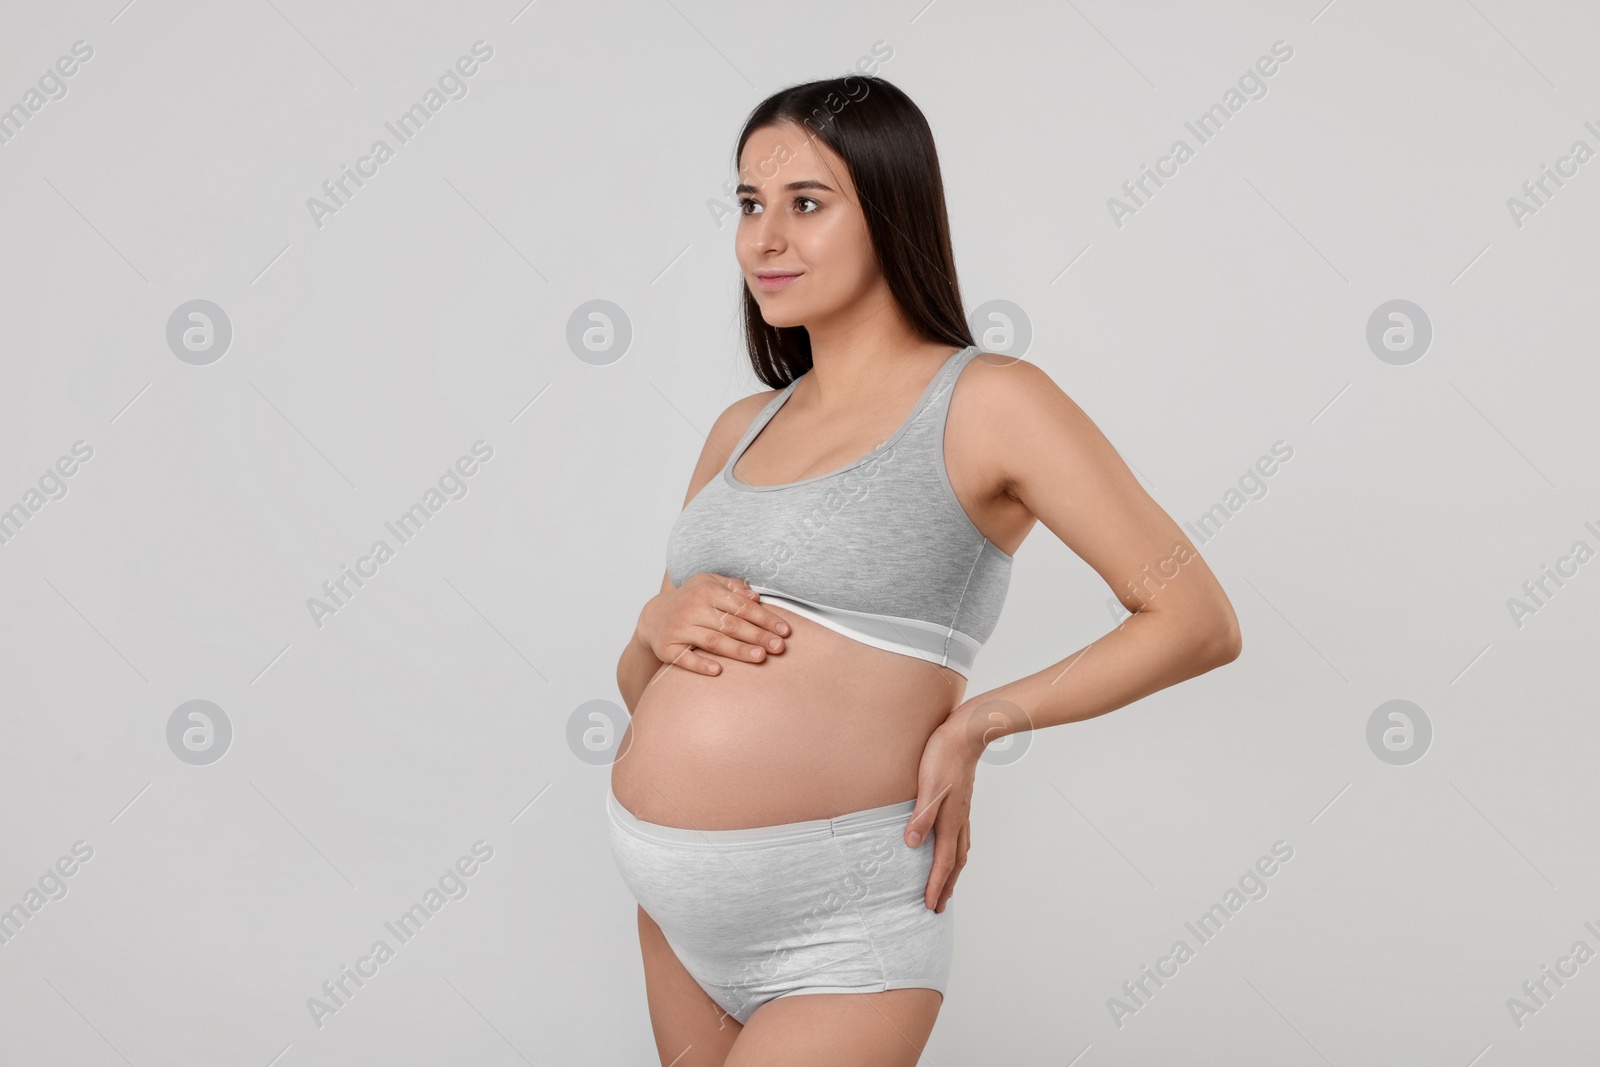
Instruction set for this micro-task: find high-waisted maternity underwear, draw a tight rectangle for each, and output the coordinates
[606,785,954,1025]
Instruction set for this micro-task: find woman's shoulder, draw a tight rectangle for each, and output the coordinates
[949,351,1099,476]
[680,382,787,480]
[711,383,786,445]
[957,350,1062,408]
[674,384,786,506]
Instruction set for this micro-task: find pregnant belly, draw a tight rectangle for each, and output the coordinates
[609,601,968,829]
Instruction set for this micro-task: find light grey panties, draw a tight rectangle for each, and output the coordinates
[607,786,954,1025]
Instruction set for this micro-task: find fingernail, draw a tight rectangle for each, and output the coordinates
[768,638,781,650]
[907,831,921,847]
[778,623,789,635]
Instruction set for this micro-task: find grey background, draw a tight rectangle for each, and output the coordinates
[2,1,1597,1064]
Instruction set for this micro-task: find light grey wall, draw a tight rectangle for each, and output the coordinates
[2,1,1596,1064]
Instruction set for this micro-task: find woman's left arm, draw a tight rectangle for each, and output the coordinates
[908,357,1243,911]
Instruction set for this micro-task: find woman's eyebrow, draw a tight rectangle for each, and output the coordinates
[735,179,837,195]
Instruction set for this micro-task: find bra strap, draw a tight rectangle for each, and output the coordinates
[902,344,979,438]
[725,380,799,471]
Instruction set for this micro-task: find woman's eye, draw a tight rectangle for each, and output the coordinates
[737,196,818,215]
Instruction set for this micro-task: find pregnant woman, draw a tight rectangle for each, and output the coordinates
[608,76,1241,1066]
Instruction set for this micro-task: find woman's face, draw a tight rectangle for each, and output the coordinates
[735,123,880,329]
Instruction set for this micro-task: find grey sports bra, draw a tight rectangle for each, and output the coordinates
[664,344,1013,678]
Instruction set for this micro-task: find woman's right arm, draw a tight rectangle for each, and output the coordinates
[615,392,792,716]
[616,571,676,716]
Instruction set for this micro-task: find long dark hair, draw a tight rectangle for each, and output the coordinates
[733,76,973,388]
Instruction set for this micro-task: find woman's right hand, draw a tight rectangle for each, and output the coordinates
[635,573,791,675]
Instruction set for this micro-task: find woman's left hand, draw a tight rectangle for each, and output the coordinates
[904,709,984,912]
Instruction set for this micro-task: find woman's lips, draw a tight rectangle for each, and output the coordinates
[757,272,802,292]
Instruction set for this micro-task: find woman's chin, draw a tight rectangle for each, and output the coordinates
[750,296,814,327]
[757,313,807,329]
